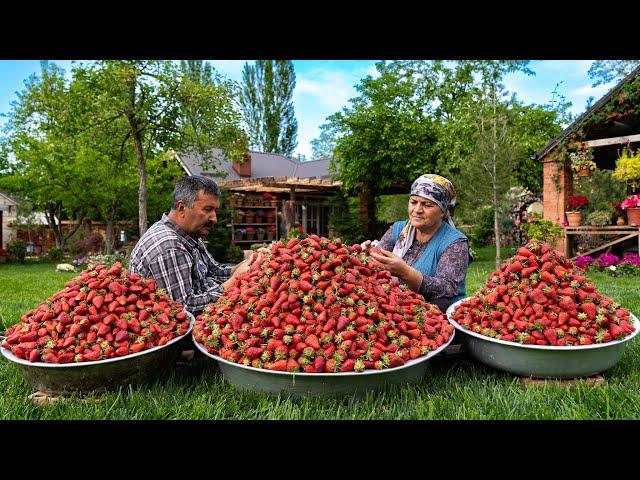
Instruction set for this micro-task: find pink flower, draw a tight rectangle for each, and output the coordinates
[515,219,521,226]
[562,220,569,227]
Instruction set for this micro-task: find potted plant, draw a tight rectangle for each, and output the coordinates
[234,209,245,223]
[612,201,626,225]
[612,146,640,190]
[254,210,264,223]
[569,148,596,177]
[620,194,640,226]
[565,195,589,226]
[245,226,256,240]
[265,225,276,241]
[243,210,255,224]
[256,227,265,241]
[234,228,246,241]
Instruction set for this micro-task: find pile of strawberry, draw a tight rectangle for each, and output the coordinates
[450,240,636,346]
[193,235,453,373]
[1,262,191,363]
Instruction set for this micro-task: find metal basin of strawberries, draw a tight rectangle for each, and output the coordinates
[0,312,194,395]
[446,298,640,379]
[193,330,455,398]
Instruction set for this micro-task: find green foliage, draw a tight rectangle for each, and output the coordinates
[586,210,613,227]
[469,206,496,247]
[574,169,627,216]
[588,60,640,87]
[7,238,26,264]
[520,218,564,244]
[45,247,65,262]
[225,245,244,264]
[327,192,368,245]
[240,60,298,156]
[204,189,236,263]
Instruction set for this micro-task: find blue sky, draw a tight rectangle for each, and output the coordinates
[0,60,618,159]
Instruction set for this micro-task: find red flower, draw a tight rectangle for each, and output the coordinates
[568,195,589,211]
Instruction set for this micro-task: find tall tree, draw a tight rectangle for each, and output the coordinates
[311,122,339,159]
[455,61,533,267]
[588,60,640,87]
[74,60,247,236]
[240,60,298,156]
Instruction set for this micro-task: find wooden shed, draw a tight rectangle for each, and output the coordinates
[536,66,640,258]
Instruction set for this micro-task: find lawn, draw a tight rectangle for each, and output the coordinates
[1,250,639,420]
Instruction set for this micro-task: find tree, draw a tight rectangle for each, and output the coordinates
[588,60,640,87]
[73,60,247,236]
[311,122,339,159]
[0,61,87,250]
[328,61,441,234]
[454,61,533,267]
[239,60,298,156]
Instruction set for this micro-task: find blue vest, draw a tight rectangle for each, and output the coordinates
[391,220,470,301]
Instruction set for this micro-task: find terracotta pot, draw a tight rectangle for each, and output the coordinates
[626,207,640,226]
[577,167,592,177]
[616,216,626,226]
[243,216,254,223]
[565,211,582,227]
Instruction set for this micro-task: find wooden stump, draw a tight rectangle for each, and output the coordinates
[518,374,605,387]
[28,390,105,406]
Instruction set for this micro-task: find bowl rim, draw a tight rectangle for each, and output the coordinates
[0,311,194,368]
[445,297,640,351]
[193,326,455,378]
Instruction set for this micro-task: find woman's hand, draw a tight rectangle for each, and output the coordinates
[369,248,409,278]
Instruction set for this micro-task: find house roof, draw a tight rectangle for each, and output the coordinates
[0,191,19,206]
[535,65,640,161]
[176,148,335,180]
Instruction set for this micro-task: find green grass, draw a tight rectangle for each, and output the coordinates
[1,258,639,420]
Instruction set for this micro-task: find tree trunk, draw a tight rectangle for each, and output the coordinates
[44,203,64,250]
[104,201,117,254]
[126,72,148,237]
[491,70,501,269]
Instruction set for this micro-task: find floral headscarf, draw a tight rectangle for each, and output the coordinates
[393,174,458,259]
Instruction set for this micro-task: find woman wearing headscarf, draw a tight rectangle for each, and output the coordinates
[364,174,471,313]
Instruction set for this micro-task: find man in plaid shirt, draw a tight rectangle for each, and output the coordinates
[129,175,255,317]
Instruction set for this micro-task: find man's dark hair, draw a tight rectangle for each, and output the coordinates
[171,175,221,210]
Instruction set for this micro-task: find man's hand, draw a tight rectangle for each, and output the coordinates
[369,248,409,278]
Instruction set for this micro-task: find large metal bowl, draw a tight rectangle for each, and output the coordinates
[193,329,455,398]
[0,312,194,394]
[446,298,640,378]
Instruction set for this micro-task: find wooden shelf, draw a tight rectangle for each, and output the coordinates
[564,225,640,260]
[233,222,276,226]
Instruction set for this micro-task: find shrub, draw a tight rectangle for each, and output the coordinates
[46,247,65,262]
[519,218,564,244]
[586,210,613,227]
[226,245,244,263]
[7,237,26,264]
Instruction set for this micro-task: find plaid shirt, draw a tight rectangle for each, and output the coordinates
[129,213,233,315]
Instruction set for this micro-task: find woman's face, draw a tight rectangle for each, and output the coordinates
[408,195,445,231]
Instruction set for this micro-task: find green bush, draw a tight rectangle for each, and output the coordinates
[225,245,244,264]
[586,210,613,227]
[46,247,65,262]
[520,218,563,244]
[7,237,26,263]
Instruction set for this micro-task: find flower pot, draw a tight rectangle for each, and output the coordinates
[254,215,263,223]
[243,216,254,224]
[627,207,640,227]
[266,232,275,241]
[577,167,592,177]
[616,216,626,226]
[256,232,265,241]
[246,232,255,241]
[234,232,244,241]
[566,211,582,227]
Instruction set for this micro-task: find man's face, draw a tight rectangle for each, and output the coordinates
[176,190,220,238]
